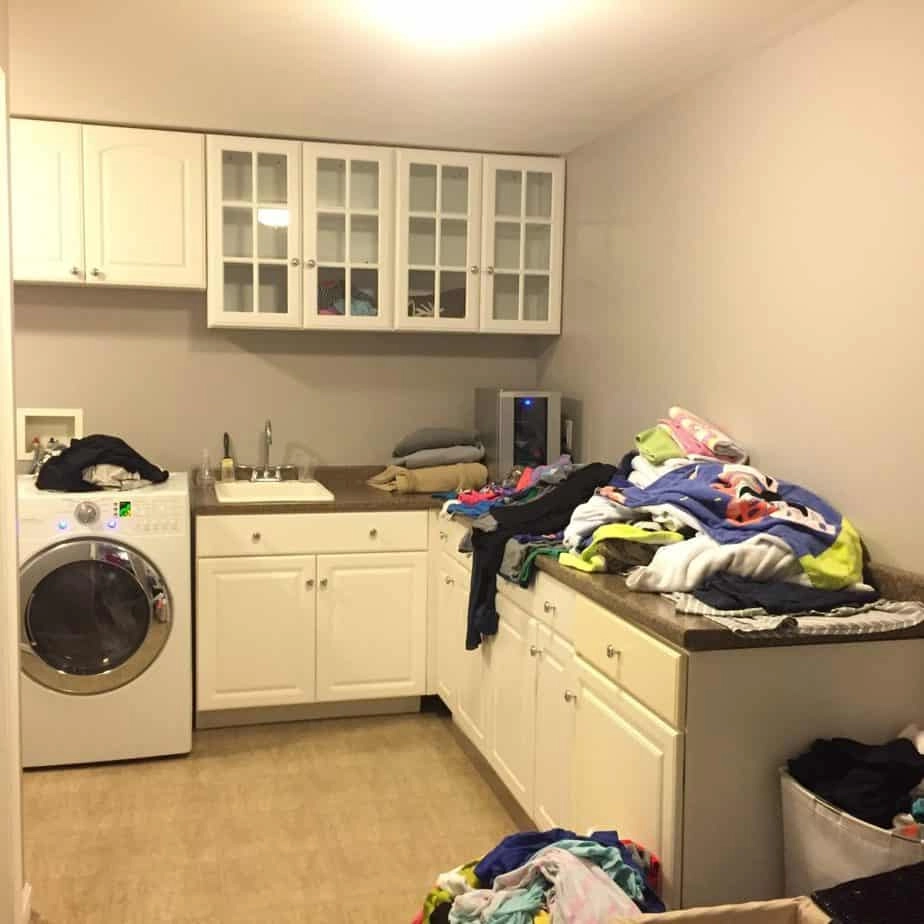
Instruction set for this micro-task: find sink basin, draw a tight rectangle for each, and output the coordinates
[214,479,335,504]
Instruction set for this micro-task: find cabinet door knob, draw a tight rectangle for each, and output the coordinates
[469,265,479,274]
[543,601,556,614]
[305,578,315,589]
[563,689,577,703]
[439,531,448,541]
[320,578,328,588]
[290,257,300,266]
[90,267,102,277]
[369,527,378,538]
[606,644,619,658]
[486,266,495,275]
[529,644,542,657]
[305,258,317,268]
[70,266,81,277]
[444,575,454,586]
[251,532,261,542]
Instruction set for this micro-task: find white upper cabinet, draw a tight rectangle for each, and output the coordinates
[10,120,85,283]
[481,155,564,334]
[83,126,205,288]
[394,150,483,332]
[207,135,302,328]
[302,143,395,329]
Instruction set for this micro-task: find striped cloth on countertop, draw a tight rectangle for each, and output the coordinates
[671,598,924,635]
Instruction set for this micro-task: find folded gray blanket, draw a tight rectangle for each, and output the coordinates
[392,443,485,469]
[392,427,480,458]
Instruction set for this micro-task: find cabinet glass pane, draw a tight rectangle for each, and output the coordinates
[440,219,467,267]
[222,151,252,202]
[317,159,346,209]
[441,166,468,214]
[350,161,379,210]
[257,264,288,314]
[524,276,550,321]
[440,271,466,319]
[409,217,436,265]
[408,270,436,318]
[257,153,287,204]
[493,273,519,321]
[526,172,553,218]
[257,209,288,259]
[318,213,346,263]
[223,263,253,312]
[496,170,522,217]
[494,222,521,270]
[351,268,378,317]
[351,215,378,265]
[524,224,551,271]
[223,207,253,258]
[409,164,437,212]
[318,267,347,316]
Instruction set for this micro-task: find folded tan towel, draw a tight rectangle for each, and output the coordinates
[367,462,487,494]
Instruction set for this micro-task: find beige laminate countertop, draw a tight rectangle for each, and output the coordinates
[191,466,444,516]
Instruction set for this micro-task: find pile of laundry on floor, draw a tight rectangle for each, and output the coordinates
[789,723,924,833]
[368,427,487,495]
[437,407,924,645]
[412,828,664,923]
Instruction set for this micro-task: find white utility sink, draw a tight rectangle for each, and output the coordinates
[214,479,335,504]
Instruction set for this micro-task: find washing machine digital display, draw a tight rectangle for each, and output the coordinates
[118,501,132,518]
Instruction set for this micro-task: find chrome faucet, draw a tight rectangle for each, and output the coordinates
[252,419,281,481]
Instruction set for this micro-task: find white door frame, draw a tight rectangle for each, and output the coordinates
[0,55,28,924]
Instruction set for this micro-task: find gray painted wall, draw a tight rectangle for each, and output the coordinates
[539,0,924,570]
[14,286,541,471]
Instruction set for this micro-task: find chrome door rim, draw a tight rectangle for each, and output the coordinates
[20,538,172,695]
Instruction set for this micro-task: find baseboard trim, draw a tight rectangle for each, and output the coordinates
[20,881,31,924]
[195,696,422,730]
[447,716,534,831]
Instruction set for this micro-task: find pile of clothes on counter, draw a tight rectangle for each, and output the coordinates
[438,407,924,647]
[789,723,924,832]
[412,828,664,923]
[368,427,487,495]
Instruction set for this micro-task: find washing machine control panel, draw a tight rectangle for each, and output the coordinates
[19,496,188,540]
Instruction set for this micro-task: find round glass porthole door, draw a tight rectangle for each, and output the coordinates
[20,539,172,695]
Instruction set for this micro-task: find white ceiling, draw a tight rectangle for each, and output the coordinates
[10,0,850,154]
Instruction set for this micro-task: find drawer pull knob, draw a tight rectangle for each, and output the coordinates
[320,578,328,588]
[305,579,314,589]
[444,575,455,586]
[563,689,577,703]
[251,532,261,542]
[369,528,378,538]
[543,601,556,614]
[529,645,542,657]
[606,644,619,658]
[440,531,448,541]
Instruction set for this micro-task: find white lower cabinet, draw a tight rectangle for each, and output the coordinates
[435,554,468,708]
[455,638,492,756]
[315,552,428,701]
[488,597,538,814]
[572,658,683,908]
[196,555,317,711]
[533,623,576,830]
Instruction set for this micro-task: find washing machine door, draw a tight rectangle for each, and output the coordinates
[20,538,172,695]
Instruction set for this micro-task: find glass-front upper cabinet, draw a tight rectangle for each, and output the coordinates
[481,156,565,334]
[394,150,483,332]
[302,143,395,329]
[206,136,302,328]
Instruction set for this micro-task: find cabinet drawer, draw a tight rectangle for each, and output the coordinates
[436,517,473,570]
[197,511,428,557]
[533,573,575,642]
[574,597,685,727]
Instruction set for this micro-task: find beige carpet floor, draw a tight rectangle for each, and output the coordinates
[24,712,519,923]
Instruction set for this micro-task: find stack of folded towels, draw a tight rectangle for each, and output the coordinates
[368,427,487,494]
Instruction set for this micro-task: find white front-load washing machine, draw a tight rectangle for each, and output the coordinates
[17,473,192,767]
